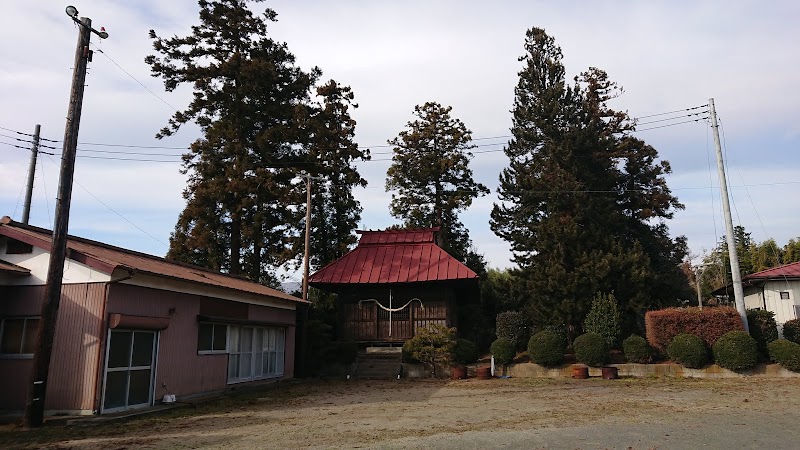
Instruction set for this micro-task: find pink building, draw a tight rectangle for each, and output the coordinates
[0,216,303,416]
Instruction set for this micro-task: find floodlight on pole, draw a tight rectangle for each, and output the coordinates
[65,5,78,18]
[65,5,109,40]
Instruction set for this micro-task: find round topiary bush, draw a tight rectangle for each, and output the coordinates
[782,319,800,344]
[490,338,516,366]
[453,339,480,365]
[712,331,758,370]
[667,333,708,369]
[527,331,566,367]
[622,335,653,363]
[573,332,609,367]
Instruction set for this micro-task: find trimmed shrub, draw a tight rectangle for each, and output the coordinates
[496,311,529,350]
[645,307,744,352]
[768,339,800,372]
[573,333,609,367]
[746,309,778,358]
[542,324,568,350]
[667,333,708,369]
[453,339,480,365]
[782,319,800,344]
[403,324,455,367]
[490,338,516,366]
[584,292,621,347]
[622,335,653,364]
[712,331,758,371]
[402,339,420,363]
[527,331,566,367]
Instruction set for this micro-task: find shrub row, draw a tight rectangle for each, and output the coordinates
[528,331,566,367]
[645,307,744,352]
[622,335,653,363]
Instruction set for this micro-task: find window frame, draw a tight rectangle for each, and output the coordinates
[0,316,40,359]
[197,322,228,355]
[226,324,286,385]
[780,291,791,300]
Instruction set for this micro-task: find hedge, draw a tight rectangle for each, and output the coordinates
[712,331,758,371]
[528,331,565,367]
[645,307,744,352]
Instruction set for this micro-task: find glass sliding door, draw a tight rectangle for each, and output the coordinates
[226,325,286,384]
[103,330,157,413]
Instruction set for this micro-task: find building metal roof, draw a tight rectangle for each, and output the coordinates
[743,261,800,281]
[309,228,478,285]
[0,216,303,303]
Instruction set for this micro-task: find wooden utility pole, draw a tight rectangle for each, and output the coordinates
[21,124,41,225]
[25,7,107,428]
[709,98,748,332]
[302,173,312,303]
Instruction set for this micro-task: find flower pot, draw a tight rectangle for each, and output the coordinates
[601,366,619,380]
[451,365,467,380]
[476,366,492,379]
[572,365,589,379]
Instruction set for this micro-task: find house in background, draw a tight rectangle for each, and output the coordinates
[0,216,303,416]
[740,261,800,331]
[308,228,478,345]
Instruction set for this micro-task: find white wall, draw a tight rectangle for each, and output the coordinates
[0,239,111,285]
[763,280,800,327]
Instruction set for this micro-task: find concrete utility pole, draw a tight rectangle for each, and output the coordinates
[24,6,107,428]
[21,124,41,224]
[709,98,748,332]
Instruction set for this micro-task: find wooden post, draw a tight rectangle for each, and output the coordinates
[24,16,92,428]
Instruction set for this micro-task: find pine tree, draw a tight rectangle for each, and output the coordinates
[385,102,489,270]
[491,28,688,334]
[306,80,369,268]
[146,0,320,284]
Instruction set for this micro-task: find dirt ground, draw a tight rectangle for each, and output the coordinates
[3,377,800,449]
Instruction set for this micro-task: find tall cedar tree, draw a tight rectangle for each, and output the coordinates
[305,80,369,268]
[386,102,489,272]
[491,28,689,336]
[146,0,320,285]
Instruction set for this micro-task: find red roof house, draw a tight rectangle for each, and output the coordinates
[309,228,478,343]
[0,216,303,416]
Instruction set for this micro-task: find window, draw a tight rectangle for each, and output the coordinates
[6,239,33,254]
[227,325,285,384]
[0,317,39,356]
[197,323,227,353]
[781,292,791,300]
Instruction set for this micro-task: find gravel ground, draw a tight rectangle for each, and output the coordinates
[2,377,800,449]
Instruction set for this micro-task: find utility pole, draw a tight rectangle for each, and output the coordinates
[694,265,703,310]
[301,173,312,303]
[24,6,107,428]
[21,124,41,225]
[709,98,748,332]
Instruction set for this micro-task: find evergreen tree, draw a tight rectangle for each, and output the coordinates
[305,80,369,268]
[784,238,800,264]
[491,28,688,335]
[385,102,489,270]
[146,0,320,284]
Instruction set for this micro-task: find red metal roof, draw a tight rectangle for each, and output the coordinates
[744,261,800,280]
[309,228,477,285]
[0,216,303,303]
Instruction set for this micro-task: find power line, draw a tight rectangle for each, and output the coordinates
[43,154,169,248]
[90,43,179,113]
[636,110,708,126]
[635,104,708,120]
[634,117,709,132]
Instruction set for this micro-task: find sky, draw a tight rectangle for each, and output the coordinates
[1,1,798,287]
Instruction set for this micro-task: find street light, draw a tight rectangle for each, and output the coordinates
[65,5,109,39]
